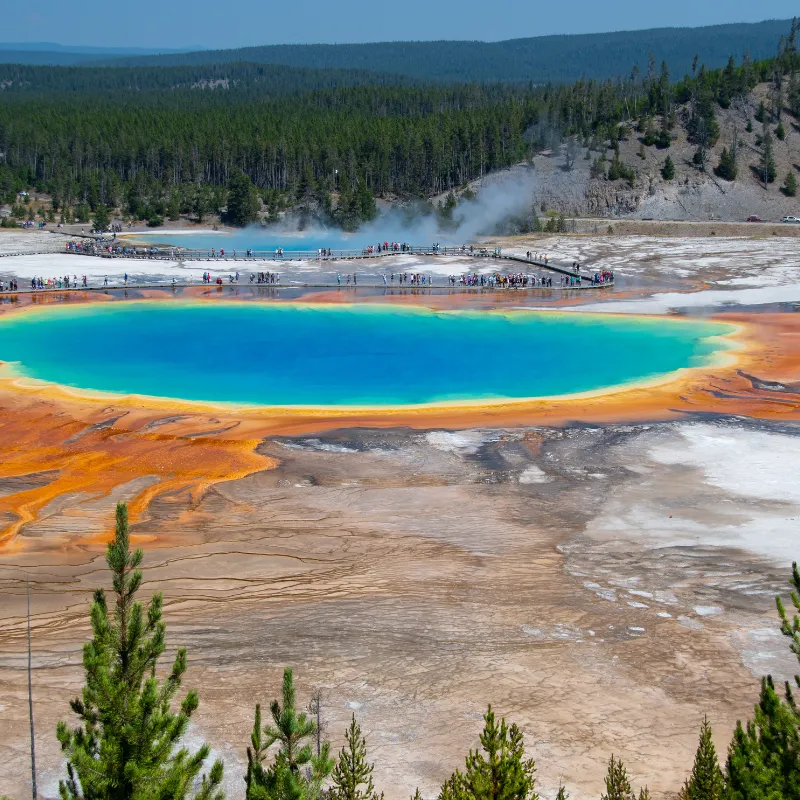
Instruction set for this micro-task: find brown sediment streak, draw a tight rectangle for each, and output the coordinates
[0,397,272,550]
[0,290,796,549]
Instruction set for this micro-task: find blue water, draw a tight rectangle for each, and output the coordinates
[132,229,395,252]
[0,303,732,407]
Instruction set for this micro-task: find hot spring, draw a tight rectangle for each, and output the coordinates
[126,229,431,253]
[0,303,734,407]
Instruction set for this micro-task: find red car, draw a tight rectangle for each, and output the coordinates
[747,215,763,222]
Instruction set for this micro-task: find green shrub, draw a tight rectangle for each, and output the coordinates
[655,129,672,149]
[715,147,738,181]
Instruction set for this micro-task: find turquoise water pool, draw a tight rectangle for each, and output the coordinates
[131,230,388,252]
[0,303,733,407]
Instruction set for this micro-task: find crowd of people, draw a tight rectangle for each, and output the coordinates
[362,242,414,255]
[52,236,616,290]
[383,272,430,285]
[15,220,47,229]
[525,251,549,263]
[29,275,87,290]
[449,272,554,288]
[65,240,170,259]
[250,272,280,284]
[201,271,231,284]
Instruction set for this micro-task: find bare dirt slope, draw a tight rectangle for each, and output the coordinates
[451,81,800,224]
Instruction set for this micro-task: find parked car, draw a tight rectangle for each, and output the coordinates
[746,215,763,222]
[781,216,800,223]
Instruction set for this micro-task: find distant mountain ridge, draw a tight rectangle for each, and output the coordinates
[0,42,206,53]
[0,42,206,66]
[77,19,792,83]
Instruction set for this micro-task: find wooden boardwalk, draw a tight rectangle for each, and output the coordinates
[2,240,613,289]
[0,280,609,295]
[58,245,611,287]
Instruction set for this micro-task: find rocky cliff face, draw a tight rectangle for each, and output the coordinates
[471,80,800,224]
[584,179,648,215]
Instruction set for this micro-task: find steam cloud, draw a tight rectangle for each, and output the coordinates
[249,167,540,246]
[360,166,539,243]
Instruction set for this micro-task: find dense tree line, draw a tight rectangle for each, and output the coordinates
[0,84,541,208]
[41,501,800,800]
[0,22,796,226]
[0,62,414,94]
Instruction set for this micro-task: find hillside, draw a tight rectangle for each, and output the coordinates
[85,20,791,84]
[454,81,800,228]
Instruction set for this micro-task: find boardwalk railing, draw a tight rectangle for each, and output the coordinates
[62,243,609,284]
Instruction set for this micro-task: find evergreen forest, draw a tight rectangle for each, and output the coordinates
[0,20,798,229]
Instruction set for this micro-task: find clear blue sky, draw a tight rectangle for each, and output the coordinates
[7,1,798,49]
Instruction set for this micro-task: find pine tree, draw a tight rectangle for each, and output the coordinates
[266,669,315,774]
[718,56,735,108]
[167,192,181,221]
[714,148,737,181]
[355,181,377,222]
[724,678,800,800]
[655,129,671,149]
[56,502,224,800]
[724,719,773,800]
[225,171,260,227]
[193,185,215,224]
[784,172,798,197]
[329,715,382,800]
[92,204,110,231]
[439,774,464,800]
[590,156,605,179]
[681,717,723,800]
[601,756,633,800]
[724,561,800,799]
[555,784,568,800]
[661,155,676,180]
[246,748,304,800]
[760,125,778,187]
[246,670,333,800]
[438,705,537,800]
[692,146,707,172]
[687,66,720,149]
